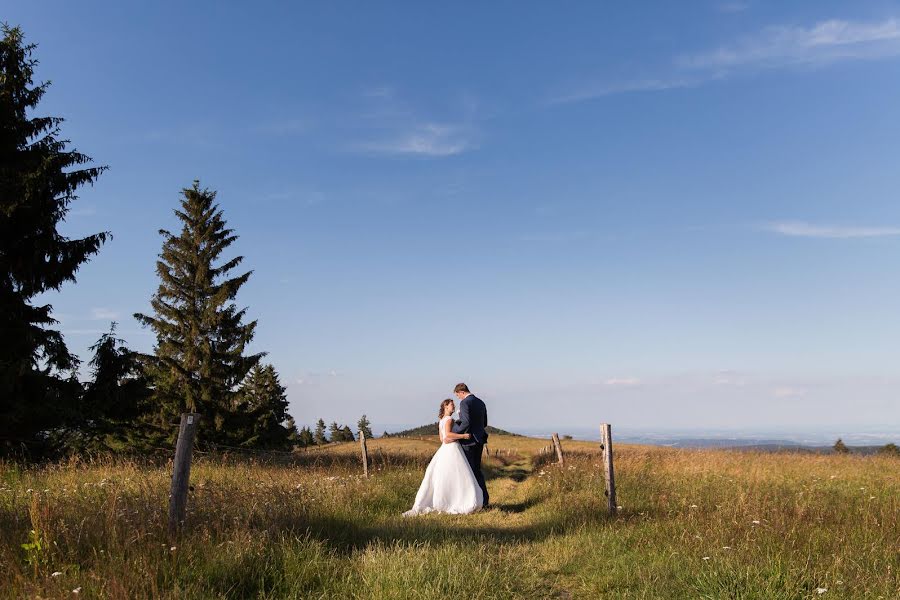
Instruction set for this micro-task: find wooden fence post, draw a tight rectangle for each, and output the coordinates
[168,413,199,539]
[600,423,617,516]
[359,429,369,477]
[552,433,565,465]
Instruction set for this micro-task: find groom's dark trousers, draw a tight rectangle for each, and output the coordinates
[462,443,489,507]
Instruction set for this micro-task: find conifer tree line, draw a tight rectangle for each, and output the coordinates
[291,414,373,447]
[0,25,306,456]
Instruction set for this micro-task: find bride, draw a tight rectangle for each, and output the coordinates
[403,398,484,516]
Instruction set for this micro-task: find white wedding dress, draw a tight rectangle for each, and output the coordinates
[403,416,484,516]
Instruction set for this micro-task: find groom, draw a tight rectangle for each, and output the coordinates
[451,382,489,507]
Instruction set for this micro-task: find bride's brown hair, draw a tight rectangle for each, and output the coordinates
[439,398,454,419]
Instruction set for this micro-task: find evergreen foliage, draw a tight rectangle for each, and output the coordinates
[134,181,264,446]
[236,364,295,449]
[297,426,314,447]
[341,425,354,442]
[0,25,110,454]
[74,323,152,451]
[313,418,327,445]
[357,414,373,439]
[833,438,850,454]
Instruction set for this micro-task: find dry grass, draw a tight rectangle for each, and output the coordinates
[1,436,897,599]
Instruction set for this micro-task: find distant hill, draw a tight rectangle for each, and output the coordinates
[383,422,521,438]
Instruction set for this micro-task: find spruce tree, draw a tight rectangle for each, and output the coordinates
[76,323,151,451]
[0,25,110,453]
[833,438,850,454]
[329,421,342,443]
[341,425,354,442]
[298,426,314,447]
[237,363,295,449]
[357,414,373,439]
[134,181,263,446]
[313,418,327,445]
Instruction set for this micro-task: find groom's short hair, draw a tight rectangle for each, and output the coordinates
[454,383,470,394]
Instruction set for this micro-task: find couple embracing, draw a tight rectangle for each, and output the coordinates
[403,383,489,516]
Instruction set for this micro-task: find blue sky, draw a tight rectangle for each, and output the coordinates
[10,2,900,433]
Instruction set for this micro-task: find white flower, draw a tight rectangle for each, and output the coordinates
[752,520,760,525]
[816,588,827,594]
[51,571,62,577]
[169,546,177,552]
[702,556,710,561]
[722,546,732,550]
[690,504,698,508]
[72,588,82,594]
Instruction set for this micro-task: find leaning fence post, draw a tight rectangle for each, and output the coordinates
[552,432,565,465]
[600,423,617,516]
[359,429,369,477]
[168,413,199,539]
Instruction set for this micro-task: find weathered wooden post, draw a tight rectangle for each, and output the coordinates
[168,413,199,539]
[552,433,565,465]
[600,423,617,516]
[359,429,369,477]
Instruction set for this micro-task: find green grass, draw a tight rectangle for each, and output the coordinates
[1,436,898,598]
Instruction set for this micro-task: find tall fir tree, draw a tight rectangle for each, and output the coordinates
[236,363,296,449]
[0,25,110,454]
[357,414,373,439]
[341,425,355,443]
[134,181,263,446]
[313,418,327,445]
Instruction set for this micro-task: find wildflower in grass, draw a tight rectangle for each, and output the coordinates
[752,520,760,525]
[690,504,698,508]
[722,546,731,550]
[51,571,62,577]
[72,588,81,594]
[702,556,710,561]
[816,587,827,594]
[169,546,176,552]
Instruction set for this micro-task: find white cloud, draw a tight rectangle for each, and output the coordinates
[773,386,807,399]
[717,2,749,14]
[677,18,900,70]
[90,307,120,320]
[555,17,900,103]
[352,122,476,157]
[253,118,311,136]
[604,377,642,387]
[518,231,589,243]
[550,77,702,104]
[764,221,900,239]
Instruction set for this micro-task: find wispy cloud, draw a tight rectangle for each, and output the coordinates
[773,386,806,399]
[717,1,749,14]
[604,377,642,387]
[90,307,120,321]
[678,18,900,70]
[551,77,703,104]
[764,221,900,239]
[554,17,900,103]
[253,118,311,136]
[352,122,477,157]
[518,231,591,243]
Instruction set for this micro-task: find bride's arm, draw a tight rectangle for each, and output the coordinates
[442,418,471,444]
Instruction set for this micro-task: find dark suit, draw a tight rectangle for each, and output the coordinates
[452,394,489,506]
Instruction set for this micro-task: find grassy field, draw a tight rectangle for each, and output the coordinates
[1,435,898,599]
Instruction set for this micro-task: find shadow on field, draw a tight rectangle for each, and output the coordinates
[295,505,606,555]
